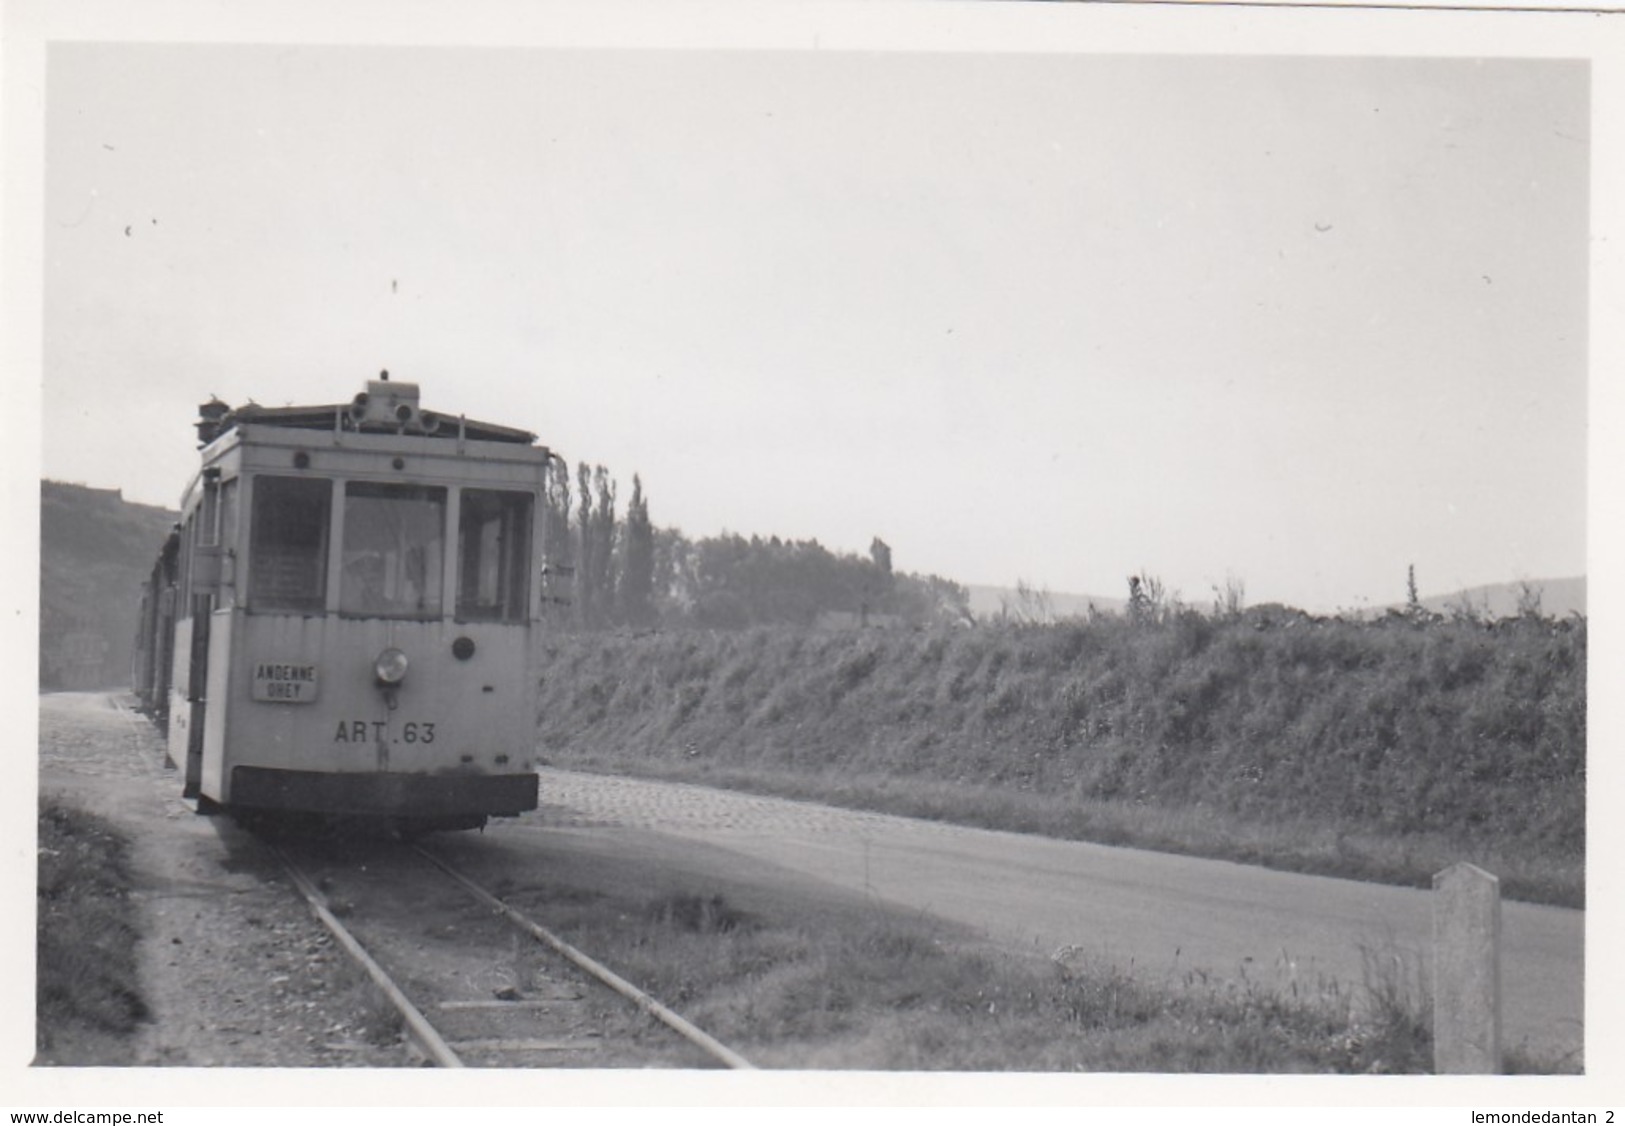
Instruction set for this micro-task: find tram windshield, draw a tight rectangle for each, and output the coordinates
[457,489,532,622]
[248,476,331,613]
[340,482,447,618]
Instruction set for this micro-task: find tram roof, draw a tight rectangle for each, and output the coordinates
[197,397,539,448]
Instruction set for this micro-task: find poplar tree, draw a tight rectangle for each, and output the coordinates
[590,466,617,628]
[576,462,595,628]
[619,474,655,626]
[869,537,892,576]
[541,456,573,619]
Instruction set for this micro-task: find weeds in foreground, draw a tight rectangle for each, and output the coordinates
[35,801,150,1060]
[1353,944,1432,1072]
[528,880,1548,1073]
[334,967,405,1049]
[645,892,757,935]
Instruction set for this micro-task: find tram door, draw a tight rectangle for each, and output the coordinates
[154,535,178,728]
[183,590,210,797]
[182,475,225,799]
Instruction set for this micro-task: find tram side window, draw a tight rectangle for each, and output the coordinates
[177,515,195,620]
[341,482,447,618]
[217,478,239,609]
[457,489,532,623]
[249,477,332,613]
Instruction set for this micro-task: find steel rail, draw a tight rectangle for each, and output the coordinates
[413,844,756,1070]
[269,842,465,1068]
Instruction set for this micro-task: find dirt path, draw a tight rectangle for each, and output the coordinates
[35,692,402,1067]
[32,693,733,1071]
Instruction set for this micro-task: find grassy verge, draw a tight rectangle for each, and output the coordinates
[500,869,1572,1073]
[36,800,149,1063]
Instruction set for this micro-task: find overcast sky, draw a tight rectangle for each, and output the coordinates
[39,42,1589,613]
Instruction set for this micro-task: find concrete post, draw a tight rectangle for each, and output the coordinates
[1432,862,1502,1073]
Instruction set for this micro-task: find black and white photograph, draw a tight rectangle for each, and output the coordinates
[5,0,1620,1115]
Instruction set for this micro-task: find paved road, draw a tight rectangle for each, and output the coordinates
[516,767,1584,1064]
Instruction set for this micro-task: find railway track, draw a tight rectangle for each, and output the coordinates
[267,834,755,1069]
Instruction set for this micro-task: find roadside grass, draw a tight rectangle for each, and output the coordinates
[506,875,1485,1073]
[35,800,149,1062]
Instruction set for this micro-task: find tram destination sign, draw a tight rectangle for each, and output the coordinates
[252,661,320,703]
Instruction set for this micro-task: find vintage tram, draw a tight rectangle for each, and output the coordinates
[133,375,556,831]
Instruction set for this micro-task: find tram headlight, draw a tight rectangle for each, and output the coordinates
[374,647,410,685]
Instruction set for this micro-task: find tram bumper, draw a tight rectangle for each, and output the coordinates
[229,766,539,819]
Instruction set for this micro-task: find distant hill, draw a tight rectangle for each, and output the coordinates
[1411,576,1586,621]
[39,481,178,690]
[968,576,1586,623]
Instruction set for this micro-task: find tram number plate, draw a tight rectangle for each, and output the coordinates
[252,661,319,703]
[333,720,436,744]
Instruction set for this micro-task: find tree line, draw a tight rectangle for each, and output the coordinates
[540,460,971,631]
